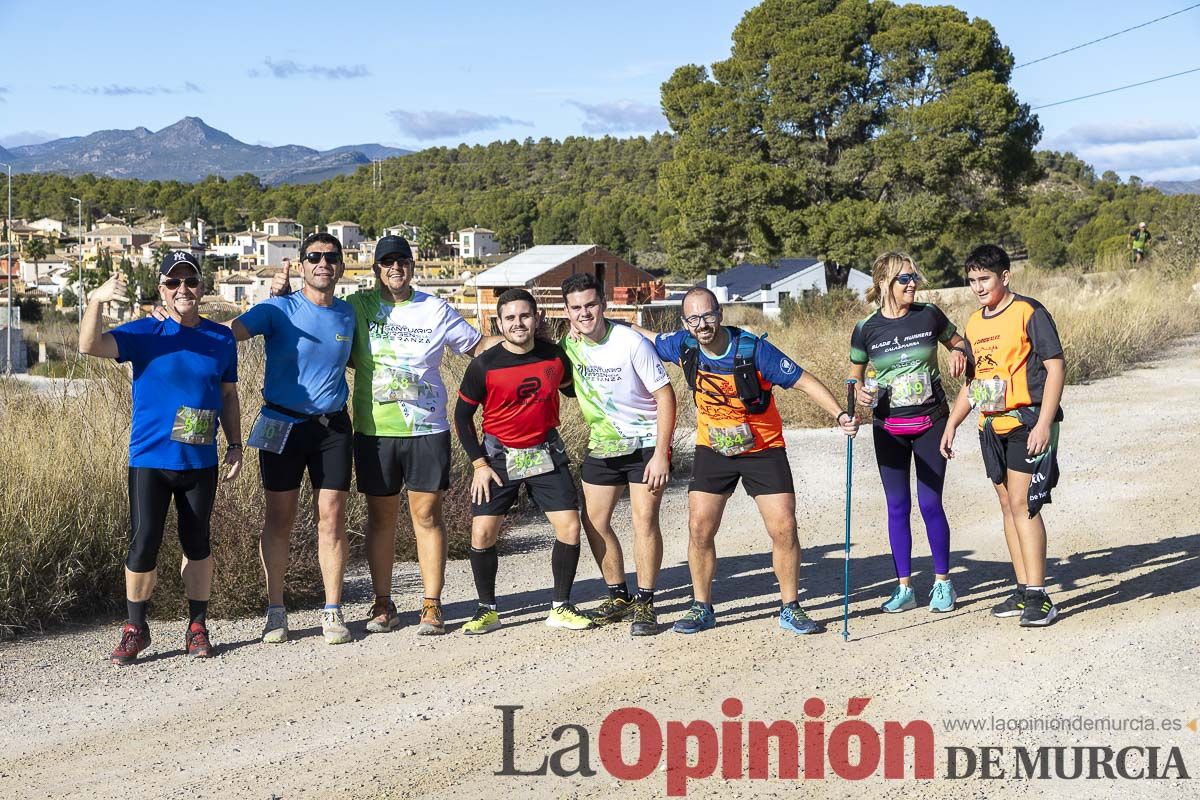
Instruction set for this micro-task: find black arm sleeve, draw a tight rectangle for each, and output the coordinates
[454,396,485,463]
[557,349,575,396]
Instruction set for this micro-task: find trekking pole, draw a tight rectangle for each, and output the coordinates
[842,379,856,642]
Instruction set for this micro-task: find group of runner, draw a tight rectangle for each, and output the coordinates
[81,235,1063,665]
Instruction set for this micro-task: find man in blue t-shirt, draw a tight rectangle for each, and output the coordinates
[230,232,357,645]
[80,250,242,666]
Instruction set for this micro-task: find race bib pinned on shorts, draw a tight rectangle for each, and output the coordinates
[888,370,933,407]
[589,437,640,459]
[372,367,420,404]
[505,444,554,480]
[708,423,755,457]
[969,377,1007,414]
[247,413,294,455]
[170,406,216,446]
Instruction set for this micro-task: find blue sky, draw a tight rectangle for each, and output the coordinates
[1,1,1197,180]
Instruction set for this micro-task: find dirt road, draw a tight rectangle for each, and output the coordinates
[2,340,1198,799]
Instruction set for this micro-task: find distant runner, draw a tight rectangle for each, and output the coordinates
[1129,222,1151,264]
[636,288,859,635]
[941,244,1065,627]
[559,273,676,636]
[79,251,242,665]
[848,252,967,614]
[236,233,356,645]
[453,289,593,634]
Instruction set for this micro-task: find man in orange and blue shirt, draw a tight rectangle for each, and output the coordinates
[639,287,859,635]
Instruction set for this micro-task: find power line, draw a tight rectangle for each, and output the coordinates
[1015,3,1200,69]
[1031,66,1200,109]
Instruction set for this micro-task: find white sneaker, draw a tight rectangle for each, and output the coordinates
[321,607,352,645]
[261,606,288,643]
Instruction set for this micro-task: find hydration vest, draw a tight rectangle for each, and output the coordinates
[680,326,772,415]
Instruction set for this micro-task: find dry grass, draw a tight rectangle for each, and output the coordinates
[2,262,1196,634]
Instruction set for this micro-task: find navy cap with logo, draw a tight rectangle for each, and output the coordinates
[374,235,413,263]
[160,250,201,277]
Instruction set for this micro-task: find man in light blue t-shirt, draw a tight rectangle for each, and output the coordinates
[230,232,357,646]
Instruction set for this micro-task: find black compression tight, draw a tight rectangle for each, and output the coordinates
[126,467,218,573]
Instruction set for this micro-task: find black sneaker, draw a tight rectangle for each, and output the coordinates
[991,589,1025,618]
[587,596,634,626]
[630,600,657,637]
[1019,591,1058,627]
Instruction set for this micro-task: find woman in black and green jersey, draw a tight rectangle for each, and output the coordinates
[848,253,967,614]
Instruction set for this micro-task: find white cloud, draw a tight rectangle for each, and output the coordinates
[1045,118,1200,179]
[566,99,666,134]
[0,130,59,147]
[388,109,533,141]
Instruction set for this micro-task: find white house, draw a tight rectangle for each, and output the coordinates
[455,227,499,259]
[384,223,417,240]
[326,221,362,250]
[263,217,302,238]
[257,235,300,266]
[845,268,873,300]
[20,256,67,285]
[28,218,65,237]
[217,274,254,305]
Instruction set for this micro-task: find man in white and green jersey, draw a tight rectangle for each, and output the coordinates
[560,272,676,636]
[346,236,497,635]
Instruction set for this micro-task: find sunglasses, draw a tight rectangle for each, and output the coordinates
[378,256,414,268]
[895,273,921,286]
[161,276,201,289]
[303,251,343,265]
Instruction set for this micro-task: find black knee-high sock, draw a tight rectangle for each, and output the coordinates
[551,540,581,606]
[469,546,499,607]
[127,600,148,628]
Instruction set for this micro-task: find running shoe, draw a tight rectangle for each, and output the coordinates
[261,606,288,643]
[185,622,213,658]
[881,585,917,613]
[928,580,957,613]
[546,604,595,631]
[462,606,501,635]
[1018,591,1059,627]
[990,589,1025,618]
[417,599,446,636]
[110,623,151,666]
[321,608,353,645]
[586,595,634,626]
[672,602,716,634]
[779,605,822,635]
[365,599,400,634]
[630,600,658,637]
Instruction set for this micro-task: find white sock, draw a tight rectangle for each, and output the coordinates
[1026,585,1044,594]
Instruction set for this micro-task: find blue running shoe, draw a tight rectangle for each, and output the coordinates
[779,604,822,635]
[881,584,917,613]
[928,580,957,613]
[672,602,716,634]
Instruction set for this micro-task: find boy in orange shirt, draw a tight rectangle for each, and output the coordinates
[940,245,1065,627]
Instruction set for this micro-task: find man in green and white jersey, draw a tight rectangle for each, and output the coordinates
[560,272,676,635]
[327,236,496,634]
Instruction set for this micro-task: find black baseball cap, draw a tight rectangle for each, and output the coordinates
[374,235,413,262]
[160,250,201,276]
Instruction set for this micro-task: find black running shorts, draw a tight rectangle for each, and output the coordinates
[127,466,218,573]
[688,445,795,497]
[259,410,353,492]
[354,431,452,495]
[978,426,1038,476]
[471,445,578,517]
[581,446,668,487]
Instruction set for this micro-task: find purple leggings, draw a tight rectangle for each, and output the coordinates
[873,417,951,578]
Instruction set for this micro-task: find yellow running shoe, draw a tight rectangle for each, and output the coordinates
[462,606,501,635]
[546,603,594,631]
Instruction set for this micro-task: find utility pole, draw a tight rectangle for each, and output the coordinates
[69,197,83,324]
[1,162,11,375]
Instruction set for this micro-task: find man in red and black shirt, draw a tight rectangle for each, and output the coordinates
[454,288,594,633]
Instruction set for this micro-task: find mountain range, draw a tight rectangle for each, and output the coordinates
[1148,179,1200,196]
[0,117,411,184]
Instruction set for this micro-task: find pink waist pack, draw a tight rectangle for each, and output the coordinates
[883,415,934,436]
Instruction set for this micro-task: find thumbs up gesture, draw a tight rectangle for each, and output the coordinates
[271,259,293,296]
[93,272,129,305]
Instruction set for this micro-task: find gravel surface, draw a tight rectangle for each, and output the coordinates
[2,339,1198,799]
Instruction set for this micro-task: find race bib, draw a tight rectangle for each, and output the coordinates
[888,371,933,407]
[247,413,294,455]
[372,367,420,404]
[969,377,1008,414]
[708,423,755,457]
[505,444,554,480]
[170,406,216,446]
[589,437,640,459]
